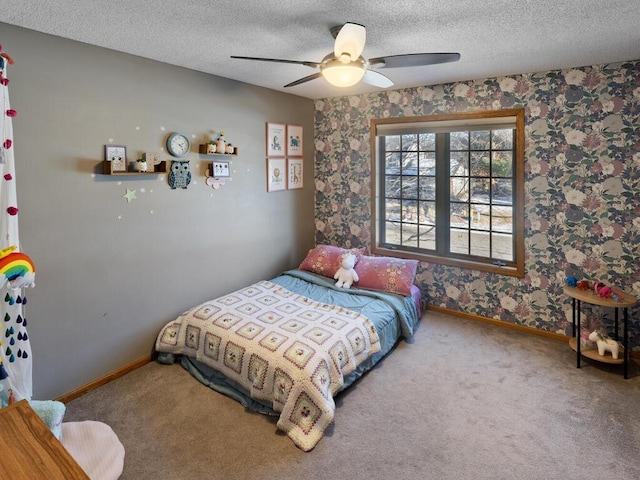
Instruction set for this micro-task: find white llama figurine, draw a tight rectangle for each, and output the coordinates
[588,330,620,359]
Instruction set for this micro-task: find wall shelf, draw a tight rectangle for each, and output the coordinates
[103,160,169,175]
[198,144,238,156]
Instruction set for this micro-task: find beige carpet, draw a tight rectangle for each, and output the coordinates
[63,311,640,480]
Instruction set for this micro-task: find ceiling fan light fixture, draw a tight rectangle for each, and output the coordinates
[321,58,365,87]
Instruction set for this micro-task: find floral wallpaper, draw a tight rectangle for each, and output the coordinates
[313,60,640,351]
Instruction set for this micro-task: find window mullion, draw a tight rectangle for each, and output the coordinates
[435,132,449,254]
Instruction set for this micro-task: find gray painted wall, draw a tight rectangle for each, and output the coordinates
[2,23,316,400]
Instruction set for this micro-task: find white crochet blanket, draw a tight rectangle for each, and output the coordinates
[156,280,380,451]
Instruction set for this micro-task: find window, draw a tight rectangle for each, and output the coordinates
[371,109,524,277]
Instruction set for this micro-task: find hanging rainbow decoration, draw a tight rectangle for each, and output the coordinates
[0,246,35,290]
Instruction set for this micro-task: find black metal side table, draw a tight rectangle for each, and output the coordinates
[564,285,637,379]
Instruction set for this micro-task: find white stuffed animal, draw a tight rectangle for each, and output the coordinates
[588,330,620,359]
[334,253,359,289]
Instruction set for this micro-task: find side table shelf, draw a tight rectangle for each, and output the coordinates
[564,285,637,379]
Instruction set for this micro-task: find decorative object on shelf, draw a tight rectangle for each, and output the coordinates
[166,132,191,158]
[168,161,191,189]
[225,143,235,154]
[133,158,148,172]
[267,157,286,192]
[105,145,127,173]
[206,142,216,154]
[266,123,285,157]
[576,280,590,290]
[588,330,620,359]
[286,124,303,156]
[287,157,303,190]
[212,161,230,178]
[565,275,578,287]
[143,152,163,171]
[205,167,226,190]
[215,131,226,155]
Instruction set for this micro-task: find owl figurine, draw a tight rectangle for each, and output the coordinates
[168,161,191,189]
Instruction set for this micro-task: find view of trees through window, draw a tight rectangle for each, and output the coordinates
[381,128,515,263]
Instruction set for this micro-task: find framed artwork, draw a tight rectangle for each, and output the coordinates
[105,145,127,173]
[266,122,285,157]
[286,124,303,156]
[267,158,286,192]
[287,157,304,190]
[212,160,230,178]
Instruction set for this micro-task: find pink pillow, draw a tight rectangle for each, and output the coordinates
[299,245,366,278]
[354,255,419,296]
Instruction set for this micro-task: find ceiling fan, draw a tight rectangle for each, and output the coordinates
[230,22,460,89]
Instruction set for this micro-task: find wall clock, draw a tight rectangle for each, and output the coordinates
[166,132,191,157]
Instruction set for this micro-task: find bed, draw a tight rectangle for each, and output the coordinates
[155,249,420,451]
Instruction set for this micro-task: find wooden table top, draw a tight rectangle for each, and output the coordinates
[564,285,637,308]
[0,399,89,479]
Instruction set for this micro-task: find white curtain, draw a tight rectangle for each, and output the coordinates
[0,61,32,401]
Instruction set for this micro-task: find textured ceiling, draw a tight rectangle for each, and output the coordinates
[1,0,639,99]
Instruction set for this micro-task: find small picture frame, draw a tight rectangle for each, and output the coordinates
[287,157,304,190]
[266,122,285,157]
[105,145,127,173]
[286,124,303,156]
[212,160,230,178]
[267,158,286,192]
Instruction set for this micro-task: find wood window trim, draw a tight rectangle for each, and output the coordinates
[370,108,525,278]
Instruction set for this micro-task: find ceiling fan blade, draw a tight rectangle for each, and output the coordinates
[284,72,323,88]
[369,53,460,69]
[230,55,320,69]
[362,70,394,88]
[333,22,366,60]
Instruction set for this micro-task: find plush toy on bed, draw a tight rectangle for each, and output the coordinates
[334,252,359,289]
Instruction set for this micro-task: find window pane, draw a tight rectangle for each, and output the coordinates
[450,228,469,254]
[385,152,401,174]
[471,179,490,202]
[402,151,418,174]
[384,221,401,244]
[403,200,418,222]
[492,232,513,261]
[492,179,513,204]
[419,225,436,250]
[419,178,436,200]
[419,132,436,150]
[492,129,513,150]
[385,176,401,198]
[492,151,513,177]
[385,199,401,221]
[450,151,468,175]
[471,204,490,231]
[470,152,490,177]
[419,153,436,175]
[470,130,490,150]
[419,201,436,225]
[451,204,470,228]
[402,177,418,200]
[492,206,513,233]
[401,134,418,151]
[402,223,419,247]
[450,178,469,202]
[470,230,491,257]
[450,131,468,150]
[386,135,400,151]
